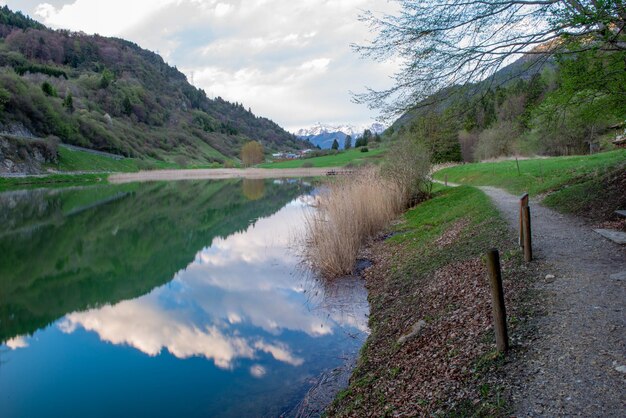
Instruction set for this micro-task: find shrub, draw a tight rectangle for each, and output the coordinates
[473,121,519,161]
[381,135,432,207]
[360,147,369,152]
[302,161,314,168]
[304,168,404,278]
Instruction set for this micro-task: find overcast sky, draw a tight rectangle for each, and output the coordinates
[3,0,400,131]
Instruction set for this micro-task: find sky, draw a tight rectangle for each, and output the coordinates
[3,0,400,132]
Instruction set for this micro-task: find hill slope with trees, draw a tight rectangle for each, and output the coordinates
[385,47,625,163]
[0,6,308,166]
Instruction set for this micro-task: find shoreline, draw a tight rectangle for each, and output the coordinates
[108,167,344,183]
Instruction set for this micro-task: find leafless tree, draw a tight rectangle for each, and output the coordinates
[354,0,626,117]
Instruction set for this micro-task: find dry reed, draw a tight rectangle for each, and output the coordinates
[304,168,404,278]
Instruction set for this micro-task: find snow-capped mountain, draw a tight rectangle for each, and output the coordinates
[295,122,385,138]
[294,122,386,149]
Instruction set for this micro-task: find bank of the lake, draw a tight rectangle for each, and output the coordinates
[108,167,342,183]
[0,167,342,191]
[0,172,109,190]
[327,185,537,416]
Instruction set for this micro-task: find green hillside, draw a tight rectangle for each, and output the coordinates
[0,6,308,166]
[386,49,626,163]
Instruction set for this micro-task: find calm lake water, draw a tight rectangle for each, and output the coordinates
[0,179,368,418]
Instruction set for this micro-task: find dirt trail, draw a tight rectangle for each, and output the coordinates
[480,186,626,416]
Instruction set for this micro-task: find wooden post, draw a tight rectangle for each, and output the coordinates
[519,193,529,248]
[515,157,521,176]
[523,206,532,262]
[487,249,509,353]
[444,174,448,187]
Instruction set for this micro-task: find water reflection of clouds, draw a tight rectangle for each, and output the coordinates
[5,336,29,350]
[57,197,368,373]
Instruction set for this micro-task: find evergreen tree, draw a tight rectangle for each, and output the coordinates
[41,81,56,97]
[344,135,352,149]
[63,91,74,112]
[331,138,339,150]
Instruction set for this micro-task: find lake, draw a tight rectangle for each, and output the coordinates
[0,179,368,417]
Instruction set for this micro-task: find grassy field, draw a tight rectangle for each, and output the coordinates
[433,150,625,195]
[259,147,386,168]
[50,146,181,172]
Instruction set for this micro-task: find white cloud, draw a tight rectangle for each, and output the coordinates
[15,0,400,130]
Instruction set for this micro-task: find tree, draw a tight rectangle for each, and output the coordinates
[99,68,114,89]
[63,91,74,112]
[41,81,56,97]
[355,0,626,116]
[344,135,352,149]
[331,138,339,150]
[362,129,372,143]
[122,96,132,116]
[0,86,10,111]
[241,141,264,167]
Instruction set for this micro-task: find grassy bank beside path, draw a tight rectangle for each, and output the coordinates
[433,150,625,196]
[260,147,385,169]
[433,150,626,219]
[328,185,533,416]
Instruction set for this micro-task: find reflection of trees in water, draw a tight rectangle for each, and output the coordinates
[242,179,265,201]
[0,179,309,342]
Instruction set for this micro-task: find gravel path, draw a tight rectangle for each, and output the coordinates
[481,187,626,417]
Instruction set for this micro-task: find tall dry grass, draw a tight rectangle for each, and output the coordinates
[305,168,405,278]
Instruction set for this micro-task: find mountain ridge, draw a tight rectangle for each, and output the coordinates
[295,122,384,149]
[0,6,309,165]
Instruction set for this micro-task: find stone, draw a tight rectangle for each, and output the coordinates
[397,320,426,345]
[593,229,626,245]
[609,271,626,281]
[545,274,556,280]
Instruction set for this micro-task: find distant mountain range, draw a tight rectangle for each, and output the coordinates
[295,123,385,149]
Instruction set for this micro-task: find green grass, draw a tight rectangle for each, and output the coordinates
[52,146,141,172]
[259,147,386,168]
[392,186,503,263]
[433,150,626,196]
[50,146,183,173]
[0,173,109,191]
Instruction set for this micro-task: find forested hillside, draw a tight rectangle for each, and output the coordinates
[0,7,307,165]
[387,47,626,162]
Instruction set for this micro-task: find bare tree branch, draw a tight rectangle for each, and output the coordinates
[354,0,626,118]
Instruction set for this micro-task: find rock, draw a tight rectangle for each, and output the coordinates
[609,271,626,281]
[397,320,426,345]
[613,361,626,374]
[593,229,626,245]
[545,274,556,280]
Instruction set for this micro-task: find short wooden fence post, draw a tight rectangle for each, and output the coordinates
[523,206,532,262]
[486,249,509,353]
[444,174,448,187]
[519,193,529,248]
